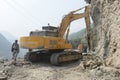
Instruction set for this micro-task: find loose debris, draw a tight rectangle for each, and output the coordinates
[0,58,120,80]
[82,53,103,69]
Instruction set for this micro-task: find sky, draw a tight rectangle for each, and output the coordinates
[0,0,87,38]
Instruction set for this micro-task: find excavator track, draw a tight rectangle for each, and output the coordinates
[24,50,82,65]
[24,50,52,62]
[50,50,82,65]
[25,52,40,62]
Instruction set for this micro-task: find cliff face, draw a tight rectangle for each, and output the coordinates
[91,0,120,68]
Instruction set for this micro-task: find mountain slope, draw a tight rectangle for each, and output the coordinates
[91,0,120,67]
[0,33,11,59]
[69,24,96,48]
[68,28,87,48]
[69,28,86,40]
[0,31,17,43]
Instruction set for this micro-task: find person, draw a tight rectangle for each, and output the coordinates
[11,40,20,61]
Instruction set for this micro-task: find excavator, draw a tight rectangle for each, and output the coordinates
[20,5,93,65]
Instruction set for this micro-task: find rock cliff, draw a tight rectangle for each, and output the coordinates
[90,0,120,68]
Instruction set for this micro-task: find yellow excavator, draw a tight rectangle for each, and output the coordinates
[20,5,93,65]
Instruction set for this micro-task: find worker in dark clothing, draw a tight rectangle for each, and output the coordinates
[11,40,20,61]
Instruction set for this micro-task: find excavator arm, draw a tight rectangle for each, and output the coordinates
[58,13,86,37]
[58,6,90,37]
[58,5,93,51]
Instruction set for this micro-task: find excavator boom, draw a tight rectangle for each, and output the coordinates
[58,13,86,37]
[58,5,93,51]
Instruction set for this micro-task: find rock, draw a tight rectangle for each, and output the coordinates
[82,54,102,69]
[0,61,4,64]
[91,0,120,68]
[2,65,14,78]
[95,70,103,77]
[0,74,7,80]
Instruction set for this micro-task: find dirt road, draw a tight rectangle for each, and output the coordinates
[0,59,120,80]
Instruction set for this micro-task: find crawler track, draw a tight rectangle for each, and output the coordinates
[50,51,82,65]
[24,50,82,65]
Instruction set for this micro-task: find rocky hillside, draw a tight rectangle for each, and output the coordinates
[90,0,120,68]
[0,33,11,59]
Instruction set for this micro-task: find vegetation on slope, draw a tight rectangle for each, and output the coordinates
[69,24,97,49]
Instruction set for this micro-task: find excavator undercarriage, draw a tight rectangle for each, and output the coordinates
[24,49,82,65]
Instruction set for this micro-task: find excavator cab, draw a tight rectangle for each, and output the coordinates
[30,26,58,37]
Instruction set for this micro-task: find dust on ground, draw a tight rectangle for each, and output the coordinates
[0,58,120,80]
